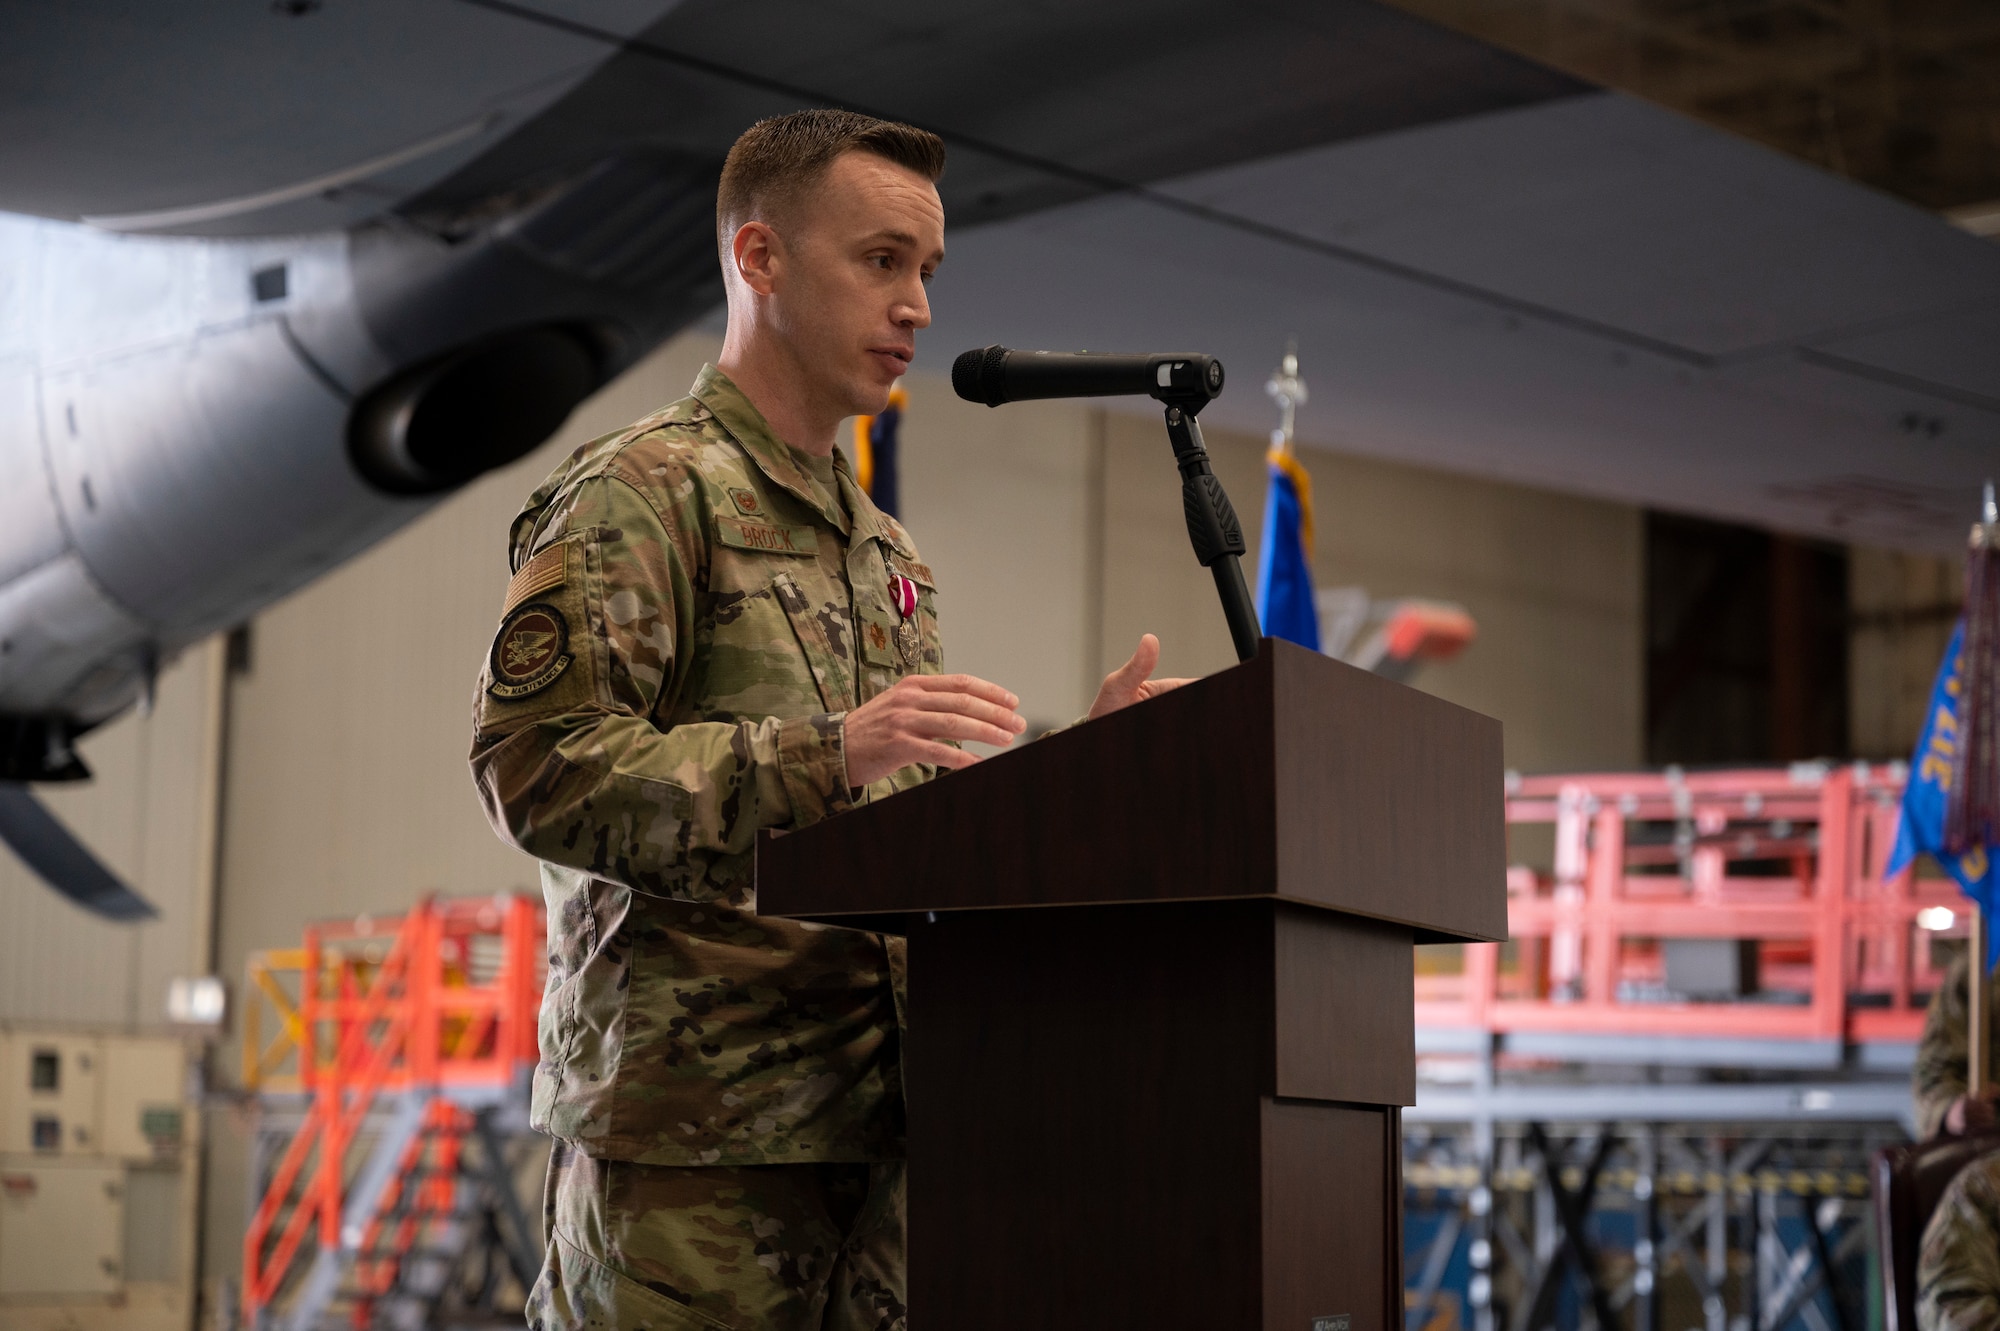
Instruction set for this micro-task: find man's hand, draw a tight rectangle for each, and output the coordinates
[844,673,1026,788]
[1947,1087,2000,1135]
[1089,634,1195,721]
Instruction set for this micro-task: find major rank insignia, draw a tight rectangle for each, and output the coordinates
[489,602,573,698]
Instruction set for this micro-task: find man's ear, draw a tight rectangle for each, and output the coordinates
[731,220,782,296]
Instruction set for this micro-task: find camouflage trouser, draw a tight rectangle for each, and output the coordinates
[1920,1149,2000,1331]
[528,1140,907,1331]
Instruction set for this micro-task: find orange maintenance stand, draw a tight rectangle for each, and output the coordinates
[240,894,544,1329]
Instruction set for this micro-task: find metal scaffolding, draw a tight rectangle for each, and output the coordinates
[1404,1122,1893,1331]
[239,895,545,1330]
[1406,763,1944,1331]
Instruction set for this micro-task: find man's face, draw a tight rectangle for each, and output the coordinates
[766,151,944,419]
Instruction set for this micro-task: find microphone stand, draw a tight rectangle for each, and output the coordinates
[1161,397,1261,663]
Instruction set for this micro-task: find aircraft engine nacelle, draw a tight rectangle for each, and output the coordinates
[347,325,606,496]
[0,151,724,776]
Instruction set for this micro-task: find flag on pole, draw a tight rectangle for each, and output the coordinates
[853,386,906,518]
[1891,481,2000,974]
[1888,619,2000,966]
[1255,348,1319,650]
[1256,450,1318,650]
[1896,484,2000,1084]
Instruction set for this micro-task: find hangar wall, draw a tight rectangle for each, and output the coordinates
[1092,410,1646,774]
[893,356,1648,774]
[1850,545,1963,761]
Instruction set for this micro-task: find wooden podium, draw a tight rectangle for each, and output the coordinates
[757,638,1505,1331]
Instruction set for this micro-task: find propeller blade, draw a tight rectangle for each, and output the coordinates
[0,784,157,921]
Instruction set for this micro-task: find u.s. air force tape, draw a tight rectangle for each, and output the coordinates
[489,602,573,699]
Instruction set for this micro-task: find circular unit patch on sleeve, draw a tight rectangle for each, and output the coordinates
[488,602,574,699]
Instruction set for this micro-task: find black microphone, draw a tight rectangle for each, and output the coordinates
[951,345,1224,408]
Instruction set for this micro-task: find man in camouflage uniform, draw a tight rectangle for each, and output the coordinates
[1913,948,2000,1329]
[471,110,1185,1331]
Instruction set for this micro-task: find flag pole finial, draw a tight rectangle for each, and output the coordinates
[1265,339,1307,454]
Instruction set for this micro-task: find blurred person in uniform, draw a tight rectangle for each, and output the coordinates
[1915,947,2000,1139]
[1914,947,2000,1329]
[469,109,1188,1331]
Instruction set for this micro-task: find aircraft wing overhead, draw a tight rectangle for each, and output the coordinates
[0,0,1987,558]
[399,0,1589,230]
[0,0,685,236]
[395,0,1996,551]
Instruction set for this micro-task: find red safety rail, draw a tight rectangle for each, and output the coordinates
[242,894,543,1322]
[1415,764,1964,1047]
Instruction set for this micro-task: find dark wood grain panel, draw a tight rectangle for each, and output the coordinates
[1262,1099,1393,1331]
[758,646,1278,918]
[1272,645,1508,943]
[906,903,1268,1330]
[759,639,1505,944]
[1272,906,1416,1106]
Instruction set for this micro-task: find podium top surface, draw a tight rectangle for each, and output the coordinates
[757,638,1506,943]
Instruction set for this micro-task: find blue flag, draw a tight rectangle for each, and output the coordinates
[1255,448,1319,651]
[1888,619,2000,964]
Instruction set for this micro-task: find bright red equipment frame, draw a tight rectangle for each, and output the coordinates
[240,894,542,1322]
[1416,764,1956,1047]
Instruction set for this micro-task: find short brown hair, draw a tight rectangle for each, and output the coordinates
[716,109,946,260]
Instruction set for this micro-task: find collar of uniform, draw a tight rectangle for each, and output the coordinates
[835,455,916,558]
[690,364,846,530]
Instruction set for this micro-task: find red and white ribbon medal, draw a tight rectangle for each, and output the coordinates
[887,571,921,667]
[890,573,918,620]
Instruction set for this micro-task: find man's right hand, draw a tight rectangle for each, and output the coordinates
[843,673,1026,788]
[1947,1088,2000,1135]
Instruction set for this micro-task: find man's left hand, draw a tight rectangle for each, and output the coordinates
[1088,634,1195,720]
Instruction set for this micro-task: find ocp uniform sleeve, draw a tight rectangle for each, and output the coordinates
[1917,955,1973,1140]
[1919,1152,2000,1331]
[1912,952,2000,1141]
[468,474,852,900]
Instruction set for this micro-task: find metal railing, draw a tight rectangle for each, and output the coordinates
[1416,763,1959,1050]
[239,893,542,1325]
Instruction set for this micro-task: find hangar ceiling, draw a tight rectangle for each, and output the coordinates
[1376,0,2000,214]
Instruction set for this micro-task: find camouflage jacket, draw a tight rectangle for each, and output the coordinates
[1916,951,2000,1141]
[469,365,943,1166]
[1920,1150,2000,1331]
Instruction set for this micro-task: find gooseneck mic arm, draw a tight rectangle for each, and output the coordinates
[951,345,1262,664]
